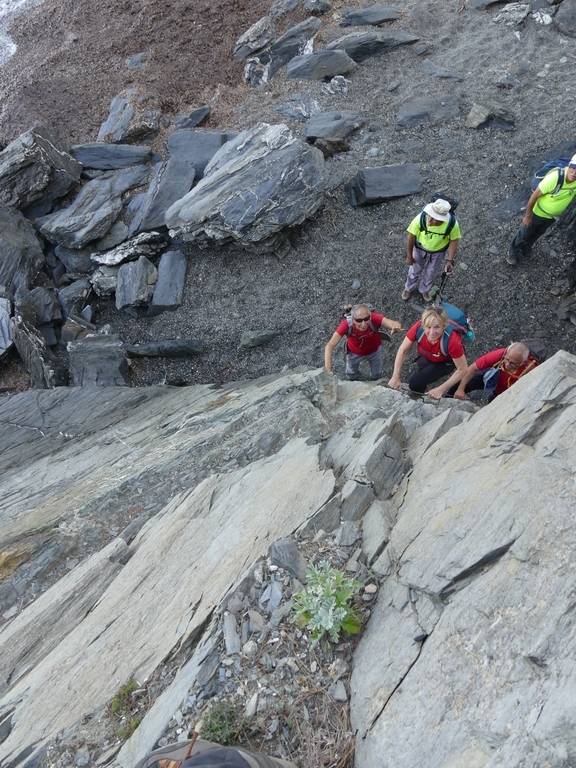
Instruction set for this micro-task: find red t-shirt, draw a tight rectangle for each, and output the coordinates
[336,312,385,355]
[406,321,464,363]
[474,347,537,395]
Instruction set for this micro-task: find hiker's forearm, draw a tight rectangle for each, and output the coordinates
[456,363,479,392]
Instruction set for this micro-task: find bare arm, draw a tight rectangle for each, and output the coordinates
[406,233,416,264]
[380,317,403,333]
[453,362,480,399]
[522,188,542,226]
[324,332,343,373]
[427,354,468,399]
[388,336,413,389]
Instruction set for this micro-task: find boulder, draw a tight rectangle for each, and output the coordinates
[326,29,418,62]
[165,123,326,251]
[54,245,94,275]
[115,255,157,310]
[465,101,515,130]
[173,106,211,130]
[304,0,331,13]
[0,296,12,357]
[58,278,91,317]
[286,49,358,80]
[340,5,400,26]
[234,16,276,59]
[0,207,45,296]
[268,17,321,76]
[71,143,154,170]
[397,95,460,127]
[16,287,63,328]
[11,316,57,387]
[555,0,576,36]
[68,335,129,386]
[125,340,204,357]
[270,0,299,16]
[150,250,187,312]
[162,130,235,183]
[304,110,365,146]
[0,127,81,212]
[90,231,166,266]
[93,218,130,251]
[97,88,161,144]
[346,163,423,207]
[37,165,150,249]
[90,265,119,297]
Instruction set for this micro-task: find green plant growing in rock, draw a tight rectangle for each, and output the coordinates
[292,561,362,645]
[200,701,247,745]
[110,678,141,741]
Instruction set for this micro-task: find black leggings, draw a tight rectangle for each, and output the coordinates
[509,213,554,260]
[408,357,455,394]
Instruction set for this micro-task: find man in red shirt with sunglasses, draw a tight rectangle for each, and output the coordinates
[324,303,402,380]
[453,342,539,400]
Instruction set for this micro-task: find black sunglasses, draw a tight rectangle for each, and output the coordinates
[354,316,371,322]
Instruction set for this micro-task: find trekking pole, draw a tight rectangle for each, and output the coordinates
[434,271,449,305]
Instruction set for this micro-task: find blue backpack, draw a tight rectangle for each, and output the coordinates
[415,301,475,357]
[530,159,570,193]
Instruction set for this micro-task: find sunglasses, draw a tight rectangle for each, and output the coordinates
[354,316,371,323]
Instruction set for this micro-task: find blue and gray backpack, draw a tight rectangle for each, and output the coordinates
[415,301,475,357]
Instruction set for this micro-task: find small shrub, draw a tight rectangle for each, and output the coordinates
[292,562,362,645]
[118,715,142,741]
[200,702,247,746]
[110,678,138,717]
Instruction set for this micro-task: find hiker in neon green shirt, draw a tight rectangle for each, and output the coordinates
[402,198,461,303]
[508,154,576,265]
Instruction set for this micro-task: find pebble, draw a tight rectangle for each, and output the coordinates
[243,640,259,658]
[328,679,348,702]
[364,583,378,594]
[245,692,259,718]
[310,660,318,673]
[75,747,90,767]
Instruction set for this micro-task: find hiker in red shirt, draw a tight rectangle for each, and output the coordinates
[388,306,468,398]
[324,303,402,380]
[453,342,538,400]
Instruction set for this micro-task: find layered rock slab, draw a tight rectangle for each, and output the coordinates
[351,351,576,768]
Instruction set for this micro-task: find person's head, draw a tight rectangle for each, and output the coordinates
[351,304,371,328]
[502,342,529,372]
[423,198,451,227]
[420,307,448,343]
[567,154,576,183]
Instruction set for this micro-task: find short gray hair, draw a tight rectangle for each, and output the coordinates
[352,304,370,319]
[508,342,529,362]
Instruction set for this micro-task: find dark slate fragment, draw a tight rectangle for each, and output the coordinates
[54,245,94,275]
[0,127,81,210]
[16,287,63,327]
[421,60,464,81]
[0,207,45,297]
[125,339,204,357]
[268,17,322,76]
[97,88,160,144]
[397,95,460,127]
[269,536,308,581]
[150,250,187,312]
[126,51,149,69]
[71,143,154,170]
[173,106,211,130]
[164,130,235,181]
[326,29,418,62]
[240,330,281,348]
[234,16,276,60]
[0,297,12,358]
[58,279,91,317]
[115,255,157,310]
[286,49,358,80]
[274,92,321,122]
[90,231,166,266]
[555,0,576,36]
[305,110,365,142]
[68,335,129,386]
[340,5,400,26]
[11,317,58,388]
[304,0,331,12]
[346,164,423,207]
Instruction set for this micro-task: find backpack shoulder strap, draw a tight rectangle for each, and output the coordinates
[419,210,427,234]
[445,212,456,238]
[345,316,353,336]
[415,323,425,344]
[554,168,565,195]
[440,328,453,357]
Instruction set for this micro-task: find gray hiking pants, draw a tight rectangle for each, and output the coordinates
[345,347,383,380]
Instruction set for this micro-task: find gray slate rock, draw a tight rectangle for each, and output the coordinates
[115,255,157,310]
[0,297,12,357]
[17,287,63,328]
[465,101,515,130]
[326,29,418,62]
[555,0,576,36]
[163,129,234,183]
[94,219,130,251]
[68,335,129,386]
[0,127,81,210]
[173,106,211,130]
[421,59,464,80]
[223,612,241,655]
[335,520,361,546]
[287,49,358,80]
[305,110,365,142]
[0,207,45,296]
[58,279,91,318]
[37,165,150,249]
[234,16,276,59]
[240,330,281,349]
[470,0,505,7]
[151,250,187,312]
[397,95,460,127]
[274,92,321,122]
[71,143,154,170]
[54,245,94,275]
[90,266,119,297]
[166,123,326,251]
[304,0,331,13]
[90,231,166,267]
[269,17,321,76]
[269,536,308,581]
[346,163,423,206]
[97,88,160,144]
[340,5,400,26]
[125,51,149,69]
[270,0,299,16]
[11,317,58,387]
[125,340,204,358]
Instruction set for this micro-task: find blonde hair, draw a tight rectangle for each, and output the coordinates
[421,307,448,329]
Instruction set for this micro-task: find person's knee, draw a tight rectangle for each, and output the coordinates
[408,374,426,393]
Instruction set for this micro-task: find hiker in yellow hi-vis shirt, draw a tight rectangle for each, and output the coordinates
[508,154,576,265]
[402,198,461,303]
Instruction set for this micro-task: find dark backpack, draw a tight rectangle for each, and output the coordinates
[530,161,569,193]
[415,301,474,357]
[419,193,459,241]
[483,339,547,392]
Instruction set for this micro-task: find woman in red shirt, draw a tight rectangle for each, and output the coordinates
[388,307,468,398]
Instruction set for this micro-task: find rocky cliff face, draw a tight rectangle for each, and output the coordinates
[0,354,575,766]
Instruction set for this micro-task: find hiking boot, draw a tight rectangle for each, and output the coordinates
[421,291,433,302]
[401,289,412,301]
[505,250,518,266]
